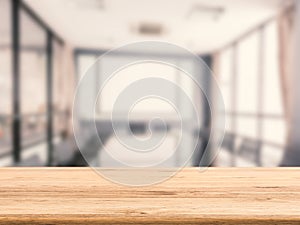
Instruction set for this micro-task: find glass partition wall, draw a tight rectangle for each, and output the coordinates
[0,0,12,164]
[20,8,47,164]
[0,0,66,166]
[53,41,68,138]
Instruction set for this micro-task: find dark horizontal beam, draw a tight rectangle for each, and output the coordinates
[74,48,210,60]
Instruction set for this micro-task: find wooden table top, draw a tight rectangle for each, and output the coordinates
[0,167,299,224]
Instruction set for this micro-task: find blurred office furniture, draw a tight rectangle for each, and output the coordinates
[237,138,262,166]
[221,133,235,154]
[220,132,235,166]
[16,154,43,166]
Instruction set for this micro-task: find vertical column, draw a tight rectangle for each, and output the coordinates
[47,31,53,166]
[12,0,21,163]
[197,55,212,167]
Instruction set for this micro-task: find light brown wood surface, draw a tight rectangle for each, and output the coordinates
[0,167,299,224]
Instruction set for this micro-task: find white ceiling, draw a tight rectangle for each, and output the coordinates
[24,0,283,54]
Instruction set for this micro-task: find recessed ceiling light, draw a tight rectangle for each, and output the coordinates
[186,4,225,21]
[131,22,165,36]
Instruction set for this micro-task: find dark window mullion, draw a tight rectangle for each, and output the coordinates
[12,0,21,164]
[47,32,53,166]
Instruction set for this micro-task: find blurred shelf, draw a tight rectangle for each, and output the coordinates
[0,168,299,224]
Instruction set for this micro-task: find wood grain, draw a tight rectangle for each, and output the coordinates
[0,167,299,224]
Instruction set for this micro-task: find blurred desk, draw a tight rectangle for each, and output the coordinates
[0,168,299,224]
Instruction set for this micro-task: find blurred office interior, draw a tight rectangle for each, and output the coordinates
[0,0,299,167]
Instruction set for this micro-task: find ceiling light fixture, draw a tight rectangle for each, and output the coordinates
[66,0,105,11]
[186,4,225,21]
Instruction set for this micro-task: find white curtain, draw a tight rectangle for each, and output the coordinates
[278,4,299,165]
[277,6,295,127]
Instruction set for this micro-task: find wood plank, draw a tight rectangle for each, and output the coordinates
[0,168,299,224]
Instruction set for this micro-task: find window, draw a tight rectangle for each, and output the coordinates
[20,8,47,163]
[236,32,259,114]
[263,21,283,115]
[98,58,179,115]
[219,48,233,132]
[262,21,286,148]
[77,54,97,119]
[76,53,198,120]
[0,0,66,166]
[0,0,12,158]
[53,41,68,136]
[217,21,286,166]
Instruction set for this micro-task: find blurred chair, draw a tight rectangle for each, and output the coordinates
[237,138,262,166]
[221,132,235,154]
[54,136,78,166]
[220,132,236,166]
[129,122,147,135]
[192,127,210,166]
[16,155,43,166]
